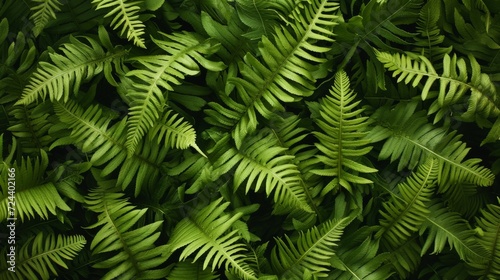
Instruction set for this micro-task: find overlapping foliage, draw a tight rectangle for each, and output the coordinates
[1,0,500,279]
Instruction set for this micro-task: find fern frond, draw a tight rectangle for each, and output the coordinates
[30,0,63,37]
[419,201,489,263]
[0,232,86,280]
[205,0,339,148]
[311,70,377,195]
[52,100,168,195]
[17,36,127,105]
[469,199,500,278]
[271,216,353,278]
[85,181,169,279]
[125,31,224,155]
[0,150,71,222]
[376,51,500,124]
[166,198,258,280]
[376,158,438,248]
[330,236,393,280]
[167,260,219,280]
[212,132,313,213]
[369,102,495,190]
[149,109,199,152]
[91,0,146,48]
[414,0,452,62]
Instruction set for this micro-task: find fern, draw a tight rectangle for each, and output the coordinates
[125,31,225,155]
[0,150,71,222]
[311,70,377,195]
[469,199,500,278]
[16,36,127,105]
[52,100,168,195]
[91,0,146,48]
[167,260,219,280]
[205,0,339,148]
[376,50,499,124]
[212,132,313,213]
[271,216,353,278]
[376,158,438,248]
[166,198,258,280]
[85,180,169,279]
[369,102,495,191]
[30,0,63,37]
[0,232,86,279]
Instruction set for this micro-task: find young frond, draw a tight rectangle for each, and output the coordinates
[206,0,339,148]
[91,0,146,48]
[469,199,500,278]
[0,232,86,280]
[52,100,168,195]
[85,182,169,279]
[125,31,224,155]
[419,202,489,263]
[30,0,63,37]
[376,158,438,248]
[17,36,127,105]
[369,102,495,191]
[271,216,353,278]
[0,150,71,222]
[311,70,377,195]
[166,198,258,280]
[212,132,313,213]
[376,51,500,124]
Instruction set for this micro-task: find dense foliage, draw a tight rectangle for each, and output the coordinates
[1,0,500,279]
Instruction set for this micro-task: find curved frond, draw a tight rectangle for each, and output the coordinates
[469,199,500,278]
[212,132,313,213]
[30,0,63,37]
[125,31,224,155]
[166,198,258,280]
[167,260,219,280]
[311,70,377,195]
[330,236,393,280]
[419,201,489,263]
[0,232,86,280]
[91,0,145,48]
[0,150,71,222]
[17,36,127,105]
[271,216,353,278]
[376,158,438,248]
[85,182,169,280]
[205,0,339,148]
[376,51,499,124]
[52,100,168,195]
[369,102,495,190]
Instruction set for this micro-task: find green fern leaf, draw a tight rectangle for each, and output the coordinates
[0,232,86,279]
[271,216,353,278]
[30,0,63,37]
[468,199,500,278]
[91,0,146,48]
[376,158,438,248]
[166,198,258,280]
[125,31,224,155]
[369,102,495,190]
[419,201,489,263]
[0,150,71,222]
[212,132,313,213]
[52,100,168,195]
[167,260,219,280]
[17,36,127,105]
[376,51,499,124]
[85,181,169,279]
[311,70,377,195]
[205,0,339,148]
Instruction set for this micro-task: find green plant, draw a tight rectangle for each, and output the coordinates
[1,0,500,279]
